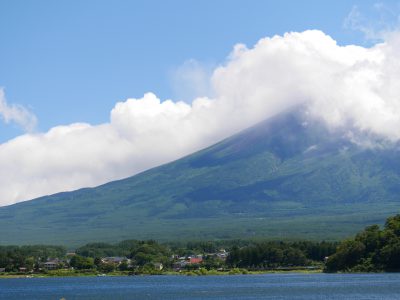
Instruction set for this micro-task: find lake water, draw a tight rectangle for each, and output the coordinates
[1,273,400,299]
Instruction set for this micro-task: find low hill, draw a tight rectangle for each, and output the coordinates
[1,111,400,246]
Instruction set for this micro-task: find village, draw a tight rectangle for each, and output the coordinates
[0,239,335,277]
[0,247,230,276]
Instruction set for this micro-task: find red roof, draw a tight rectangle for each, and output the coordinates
[189,257,203,264]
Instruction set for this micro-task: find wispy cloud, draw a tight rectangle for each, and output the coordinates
[344,3,400,41]
[0,89,37,132]
[170,59,215,102]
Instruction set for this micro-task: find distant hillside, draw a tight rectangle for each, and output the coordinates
[1,111,400,246]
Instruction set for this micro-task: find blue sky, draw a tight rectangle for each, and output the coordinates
[0,0,392,141]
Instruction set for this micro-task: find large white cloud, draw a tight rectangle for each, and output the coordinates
[2,29,400,206]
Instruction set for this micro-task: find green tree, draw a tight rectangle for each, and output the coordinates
[69,255,94,270]
[379,238,400,271]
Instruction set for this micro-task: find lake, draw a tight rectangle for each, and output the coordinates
[1,273,400,299]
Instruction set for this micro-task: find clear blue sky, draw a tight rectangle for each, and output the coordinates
[0,0,397,141]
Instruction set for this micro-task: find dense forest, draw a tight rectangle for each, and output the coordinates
[325,214,400,272]
[226,241,336,269]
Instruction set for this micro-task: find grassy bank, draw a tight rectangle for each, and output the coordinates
[0,267,322,279]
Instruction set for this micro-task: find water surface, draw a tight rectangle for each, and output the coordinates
[1,273,400,299]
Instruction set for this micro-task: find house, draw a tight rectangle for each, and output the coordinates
[43,261,59,270]
[216,249,229,261]
[173,261,187,271]
[172,254,204,271]
[188,256,203,264]
[0,268,5,272]
[18,267,28,273]
[42,258,63,270]
[101,257,130,265]
[153,263,163,271]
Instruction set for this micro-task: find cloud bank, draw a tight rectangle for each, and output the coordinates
[2,29,400,206]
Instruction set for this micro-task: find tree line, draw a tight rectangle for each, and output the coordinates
[0,239,338,273]
[0,245,65,272]
[226,241,336,269]
[325,214,400,272]
[4,213,400,274]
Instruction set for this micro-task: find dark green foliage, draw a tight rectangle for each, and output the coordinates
[1,112,400,245]
[185,241,218,254]
[202,256,224,270]
[76,242,129,258]
[325,214,400,272]
[118,261,129,271]
[0,239,338,273]
[325,240,366,272]
[77,239,171,268]
[292,241,337,261]
[69,255,94,270]
[129,240,170,266]
[0,245,66,272]
[226,241,336,269]
[94,257,101,266]
[98,262,115,273]
[385,215,400,235]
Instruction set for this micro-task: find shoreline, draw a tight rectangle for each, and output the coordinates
[0,268,323,279]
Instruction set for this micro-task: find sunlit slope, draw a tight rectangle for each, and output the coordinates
[1,112,400,246]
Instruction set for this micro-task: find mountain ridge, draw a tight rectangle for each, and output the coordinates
[1,110,400,246]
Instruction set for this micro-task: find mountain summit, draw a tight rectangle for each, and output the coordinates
[1,110,400,246]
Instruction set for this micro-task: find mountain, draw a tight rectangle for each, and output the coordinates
[1,111,400,246]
